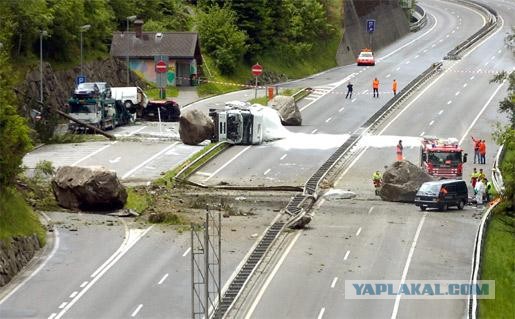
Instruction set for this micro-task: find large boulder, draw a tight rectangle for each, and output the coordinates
[269,95,302,126]
[379,160,434,202]
[179,109,215,145]
[52,166,127,210]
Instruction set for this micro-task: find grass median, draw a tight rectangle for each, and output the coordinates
[479,202,515,318]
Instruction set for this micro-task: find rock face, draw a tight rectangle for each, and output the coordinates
[179,109,215,145]
[51,166,127,210]
[0,235,41,287]
[379,160,434,202]
[269,95,302,126]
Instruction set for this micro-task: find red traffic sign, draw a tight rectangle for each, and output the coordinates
[155,60,167,73]
[251,63,263,76]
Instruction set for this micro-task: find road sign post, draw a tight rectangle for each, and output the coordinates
[366,19,376,49]
[251,63,263,99]
[155,58,168,99]
[75,75,86,86]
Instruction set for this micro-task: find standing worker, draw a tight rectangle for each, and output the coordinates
[392,79,398,96]
[471,136,481,164]
[396,140,404,161]
[479,140,486,164]
[346,81,353,99]
[373,77,379,98]
[470,167,479,189]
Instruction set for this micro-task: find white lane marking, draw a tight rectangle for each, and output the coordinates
[452,30,456,34]
[127,126,147,136]
[122,142,179,179]
[419,131,425,137]
[331,277,339,288]
[463,83,468,88]
[390,213,427,319]
[158,273,169,285]
[386,74,391,78]
[470,76,475,80]
[69,291,78,298]
[244,231,302,319]
[455,91,460,96]
[351,98,357,103]
[446,34,450,38]
[431,43,436,48]
[280,154,287,160]
[478,69,482,72]
[58,302,68,309]
[344,250,350,260]
[304,97,317,101]
[490,56,495,60]
[497,49,502,54]
[311,129,318,134]
[131,304,143,317]
[80,281,88,288]
[458,80,508,146]
[423,49,428,53]
[264,168,271,175]
[429,120,434,126]
[447,100,452,105]
[368,207,374,214]
[414,54,420,58]
[55,227,153,319]
[204,146,251,182]
[108,156,121,164]
[339,107,345,112]
[396,67,400,71]
[182,247,191,257]
[48,313,57,319]
[484,62,490,66]
[300,73,356,112]
[0,212,60,305]
[356,227,362,237]
[438,109,444,115]
[317,307,326,319]
[325,117,332,123]
[195,171,212,177]
[72,142,116,166]
[361,90,368,94]
[439,39,443,43]
[377,13,438,61]
[90,221,130,278]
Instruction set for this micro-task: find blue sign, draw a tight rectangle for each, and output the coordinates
[76,75,86,86]
[366,19,376,33]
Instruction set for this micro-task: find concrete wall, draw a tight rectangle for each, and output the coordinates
[0,235,41,287]
[336,0,410,65]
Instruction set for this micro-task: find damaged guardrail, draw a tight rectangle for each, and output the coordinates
[174,142,229,183]
[445,0,498,60]
[468,145,505,319]
[410,4,427,32]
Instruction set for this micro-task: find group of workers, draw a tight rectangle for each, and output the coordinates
[345,78,398,99]
[470,167,496,205]
[471,136,487,164]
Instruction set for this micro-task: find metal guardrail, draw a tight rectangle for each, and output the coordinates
[467,145,505,318]
[174,142,229,183]
[445,0,498,60]
[410,4,427,32]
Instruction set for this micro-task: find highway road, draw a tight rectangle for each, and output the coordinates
[4,0,512,318]
[188,0,487,187]
[240,0,514,318]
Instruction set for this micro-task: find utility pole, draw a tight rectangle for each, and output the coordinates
[126,16,137,86]
[40,30,48,103]
[79,24,91,76]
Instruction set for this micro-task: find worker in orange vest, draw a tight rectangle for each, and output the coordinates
[396,140,403,161]
[373,77,379,98]
[471,136,481,164]
[479,140,486,164]
[392,79,398,96]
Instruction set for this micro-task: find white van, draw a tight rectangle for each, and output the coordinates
[110,87,149,111]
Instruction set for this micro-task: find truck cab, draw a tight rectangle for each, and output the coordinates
[209,105,263,145]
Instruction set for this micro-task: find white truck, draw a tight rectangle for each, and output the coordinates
[209,102,265,145]
[110,87,149,112]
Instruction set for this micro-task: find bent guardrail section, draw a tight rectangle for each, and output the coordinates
[467,145,505,319]
[174,142,229,183]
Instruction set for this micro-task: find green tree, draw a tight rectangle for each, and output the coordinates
[196,5,248,74]
[0,53,32,188]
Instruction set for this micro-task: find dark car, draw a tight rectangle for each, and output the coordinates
[74,82,111,99]
[142,100,181,122]
[414,180,468,211]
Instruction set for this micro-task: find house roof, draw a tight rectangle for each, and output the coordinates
[110,32,199,59]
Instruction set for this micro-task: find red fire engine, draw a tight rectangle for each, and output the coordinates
[420,137,468,179]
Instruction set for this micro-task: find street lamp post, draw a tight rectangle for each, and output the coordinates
[40,30,48,103]
[79,24,91,76]
[126,15,137,86]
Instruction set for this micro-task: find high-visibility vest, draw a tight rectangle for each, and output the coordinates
[392,81,397,90]
[373,80,379,89]
[396,145,402,154]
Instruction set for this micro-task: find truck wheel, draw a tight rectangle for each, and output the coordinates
[124,100,133,111]
[420,206,426,211]
[457,200,465,210]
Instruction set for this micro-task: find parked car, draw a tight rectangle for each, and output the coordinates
[356,49,375,66]
[414,180,468,211]
[142,100,181,121]
[111,86,149,111]
[74,82,111,99]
